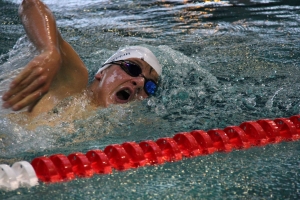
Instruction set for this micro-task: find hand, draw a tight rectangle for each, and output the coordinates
[2,49,61,111]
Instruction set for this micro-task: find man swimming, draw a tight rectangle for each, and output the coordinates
[1,0,162,118]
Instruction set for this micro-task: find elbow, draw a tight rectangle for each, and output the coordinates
[18,0,39,16]
[20,0,40,5]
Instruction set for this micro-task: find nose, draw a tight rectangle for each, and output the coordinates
[131,76,145,92]
[131,76,145,86]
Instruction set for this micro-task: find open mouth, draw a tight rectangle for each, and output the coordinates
[115,88,132,102]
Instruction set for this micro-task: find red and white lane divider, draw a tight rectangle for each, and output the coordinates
[1,115,300,191]
[0,161,38,190]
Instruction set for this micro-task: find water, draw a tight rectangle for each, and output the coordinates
[1,0,300,199]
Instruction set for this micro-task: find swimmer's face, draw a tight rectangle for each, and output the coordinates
[89,58,159,107]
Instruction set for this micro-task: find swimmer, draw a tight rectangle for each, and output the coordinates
[1,0,162,118]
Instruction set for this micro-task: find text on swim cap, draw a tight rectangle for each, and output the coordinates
[111,52,131,61]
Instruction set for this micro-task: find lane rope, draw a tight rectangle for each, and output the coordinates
[1,115,300,191]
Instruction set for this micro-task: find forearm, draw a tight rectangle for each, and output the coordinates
[2,0,87,112]
[18,0,61,53]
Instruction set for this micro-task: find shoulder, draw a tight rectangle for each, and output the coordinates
[54,39,89,91]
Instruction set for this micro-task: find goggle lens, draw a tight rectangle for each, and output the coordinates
[145,80,157,95]
[123,62,142,77]
[103,60,158,95]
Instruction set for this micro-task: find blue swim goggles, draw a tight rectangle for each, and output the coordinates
[101,60,158,95]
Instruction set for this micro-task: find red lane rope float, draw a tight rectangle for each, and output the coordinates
[274,118,300,140]
[190,130,217,154]
[121,142,148,168]
[223,126,251,149]
[49,154,74,180]
[68,152,94,177]
[173,132,202,157]
[31,115,300,183]
[139,140,164,165]
[156,138,182,162]
[86,150,112,174]
[207,129,233,152]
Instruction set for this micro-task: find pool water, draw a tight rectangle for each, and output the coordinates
[1,0,300,199]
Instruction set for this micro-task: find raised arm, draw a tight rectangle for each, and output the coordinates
[2,0,87,111]
[19,0,61,55]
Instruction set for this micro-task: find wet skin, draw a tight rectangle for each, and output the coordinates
[88,58,159,107]
[1,0,159,118]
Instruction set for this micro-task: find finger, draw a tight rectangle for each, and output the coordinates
[3,76,48,109]
[2,67,44,101]
[9,65,34,89]
[2,76,30,101]
[11,90,44,111]
[2,83,28,101]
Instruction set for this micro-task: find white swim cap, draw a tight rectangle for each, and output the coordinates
[97,46,162,75]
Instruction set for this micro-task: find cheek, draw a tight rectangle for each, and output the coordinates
[105,70,119,84]
[98,70,121,90]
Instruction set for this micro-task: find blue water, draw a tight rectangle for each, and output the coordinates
[1,0,300,199]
